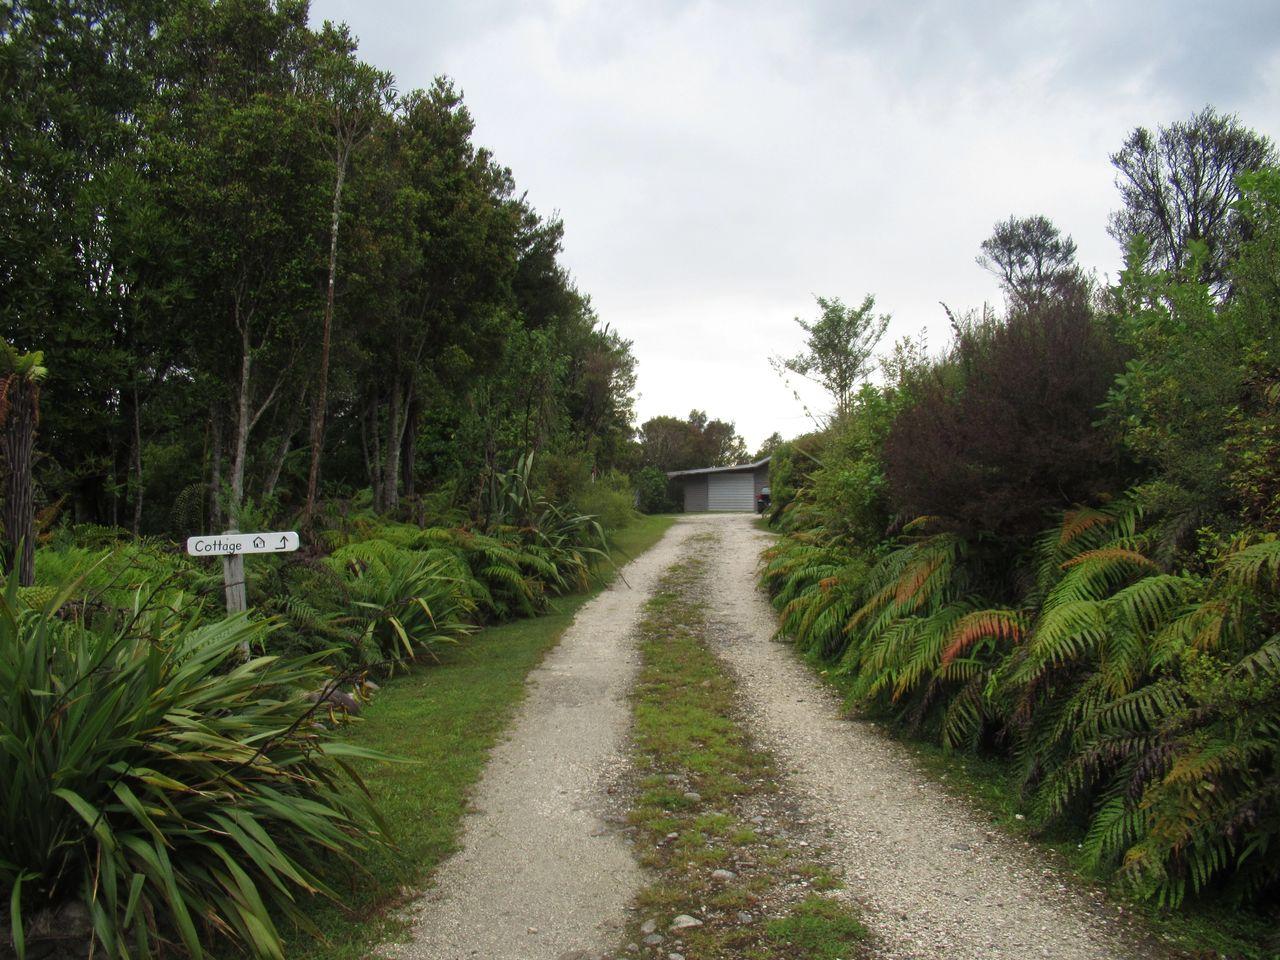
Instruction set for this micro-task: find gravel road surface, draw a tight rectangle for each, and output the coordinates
[386,513,1178,960]
[697,513,1177,960]
[383,520,698,960]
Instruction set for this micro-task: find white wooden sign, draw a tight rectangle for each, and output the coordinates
[186,531,299,556]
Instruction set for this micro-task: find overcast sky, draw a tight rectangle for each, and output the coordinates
[310,0,1280,451]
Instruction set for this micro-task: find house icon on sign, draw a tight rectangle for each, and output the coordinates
[252,536,266,549]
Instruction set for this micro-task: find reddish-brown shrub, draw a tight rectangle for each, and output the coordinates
[883,285,1128,543]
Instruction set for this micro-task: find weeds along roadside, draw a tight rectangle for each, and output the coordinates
[620,539,870,960]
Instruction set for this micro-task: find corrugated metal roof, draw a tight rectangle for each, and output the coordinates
[665,456,771,479]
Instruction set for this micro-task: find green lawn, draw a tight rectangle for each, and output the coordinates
[283,514,677,960]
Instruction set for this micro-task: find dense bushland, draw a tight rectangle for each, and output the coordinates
[2,0,638,540]
[0,579,384,959]
[762,115,1280,916]
[3,451,620,958]
[1,2,644,955]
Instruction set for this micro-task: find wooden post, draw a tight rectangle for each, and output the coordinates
[221,529,247,615]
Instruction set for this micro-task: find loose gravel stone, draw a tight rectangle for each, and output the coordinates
[379,515,1182,960]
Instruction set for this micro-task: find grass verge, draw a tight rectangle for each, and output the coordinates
[282,514,677,960]
[622,545,868,960]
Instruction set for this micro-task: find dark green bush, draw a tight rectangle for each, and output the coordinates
[633,466,675,514]
[576,470,637,531]
[0,572,385,959]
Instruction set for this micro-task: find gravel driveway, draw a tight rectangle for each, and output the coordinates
[385,514,1179,960]
[383,519,700,960]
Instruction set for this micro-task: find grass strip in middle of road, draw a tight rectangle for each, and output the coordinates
[622,545,869,960]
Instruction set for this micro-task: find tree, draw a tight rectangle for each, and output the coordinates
[0,342,47,585]
[0,0,170,528]
[1109,107,1276,294]
[755,432,783,459]
[638,410,747,472]
[883,286,1127,544]
[301,24,395,522]
[154,0,327,528]
[977,215,1079,306]
[773,295,890,423]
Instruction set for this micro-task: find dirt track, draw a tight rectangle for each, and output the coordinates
[384,514,1176,960]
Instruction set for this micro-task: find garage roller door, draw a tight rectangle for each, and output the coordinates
[707,472,755,511]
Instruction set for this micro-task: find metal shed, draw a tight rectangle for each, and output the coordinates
[666,457,771,513]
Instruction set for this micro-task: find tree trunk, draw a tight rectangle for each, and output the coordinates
[366,392,383,512]
[1,377,38,585]
[401,391,419,500]
[382,376,403,513]
[209,405,223,530]
[130,384,144,536]
[229,319,253,527]
[304,157,348,522]
[262,389,306,500]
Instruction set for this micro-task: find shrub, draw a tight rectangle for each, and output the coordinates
[633,466,675,514]
[883,287,1128,544]
[764,499,1280,907]
[0,572,384,959]
[576,470,637,531]
[765,433,824,528]
[327,538,479,671]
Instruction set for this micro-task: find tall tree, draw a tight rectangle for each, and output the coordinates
[301,23,394,522]
[977,214,1079,306]
[638,410,747,472]
[1109,107,1275,293]
[154,0,326,527]
[0,342,47,585]
[773,294,890,423]
[0,0,168,525]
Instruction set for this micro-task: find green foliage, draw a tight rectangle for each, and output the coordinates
[327,539,477,672]
[0,569,384,960]
[575,470,637,533]
[766,496,1280,907]
[7,1,638,536]
[763,896,869,959]
[633,465,676,514]
[772,294,890,422]
[637,410,749,473]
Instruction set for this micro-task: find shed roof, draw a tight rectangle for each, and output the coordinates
[665,456,771,479]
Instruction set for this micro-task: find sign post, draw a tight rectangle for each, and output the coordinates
[224,549,246,614]
[186,530,300,615]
